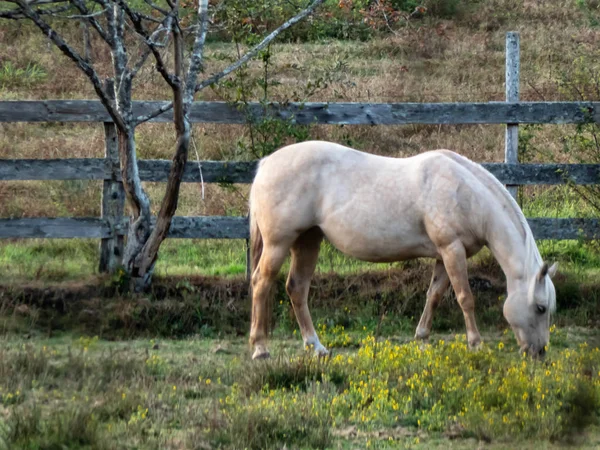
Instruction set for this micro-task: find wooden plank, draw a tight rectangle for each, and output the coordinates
[1,159,598,185]
[1,100,599,124]
[0,216,596,240]
[482,163,600,185]
[0,218,110,238]
[137,160,258,183]
[0,158,109,180]
[505,31,520,201]
[99,122,125,273]
[528,218,600,240]
[0,216,249,239]
[166,216,249,239]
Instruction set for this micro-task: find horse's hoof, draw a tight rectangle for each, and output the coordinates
[252,348,271,360]
[468,340,482,350]
[414,327,430,341]
[315,347,330,358]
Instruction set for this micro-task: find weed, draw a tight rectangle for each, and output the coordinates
[0,61,46,88]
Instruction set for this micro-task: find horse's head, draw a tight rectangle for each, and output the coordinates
[503,262,558,357]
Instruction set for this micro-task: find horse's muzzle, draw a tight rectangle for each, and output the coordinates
[521,344,547,359]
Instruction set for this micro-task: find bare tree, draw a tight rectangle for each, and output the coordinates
[1,0,323,290]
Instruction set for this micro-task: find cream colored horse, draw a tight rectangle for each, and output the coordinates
[249,141,557,360]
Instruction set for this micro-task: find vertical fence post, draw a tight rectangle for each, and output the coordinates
[99,121,125,273]
[505,31,520,201]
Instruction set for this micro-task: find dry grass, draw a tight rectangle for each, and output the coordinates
[0,2,599,227]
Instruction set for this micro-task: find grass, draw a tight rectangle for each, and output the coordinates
[0,327,599,449]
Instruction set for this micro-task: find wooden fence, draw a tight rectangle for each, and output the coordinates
[1,32,599,273]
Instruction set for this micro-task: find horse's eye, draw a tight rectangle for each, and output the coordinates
[536,304,547,314]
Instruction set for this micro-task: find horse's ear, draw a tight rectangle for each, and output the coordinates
[537,263,549,282]
[547,262,558,279]
[537,262,558,282]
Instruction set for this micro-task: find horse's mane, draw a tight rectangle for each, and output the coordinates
[437,151,543,277]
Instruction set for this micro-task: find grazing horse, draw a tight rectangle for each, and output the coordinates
[248,141,557,360]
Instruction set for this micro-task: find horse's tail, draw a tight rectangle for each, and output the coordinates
[249,162,269,340]
[249,199,263,281]
[249,159,266,283]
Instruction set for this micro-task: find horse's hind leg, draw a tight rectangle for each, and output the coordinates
[415,260,450,341]
[250,243,288,360]
[439,241,482,349]
[286,227,328,356]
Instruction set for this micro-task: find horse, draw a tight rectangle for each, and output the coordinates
[248,141,557,360]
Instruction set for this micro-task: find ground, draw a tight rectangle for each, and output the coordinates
[1,324,600,449]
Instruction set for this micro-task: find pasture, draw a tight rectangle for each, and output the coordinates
[1,323,600,448]
[2,0,600,448]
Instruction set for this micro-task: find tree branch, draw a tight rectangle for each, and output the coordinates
[173,10,185,129]
[106,1,131,114]
[130,13,173,77]
[144,0,168,16]
[0,3,70,19]
[194,0,324,93]
[117,0,177,88]
[184,0,209,103]
[63,7,106,19]
[11,0,124,130]
[137,0,323,124]
[135,102,174,125]
[24,0,69,5]
[67,0,111,43]
[130,46,153,78]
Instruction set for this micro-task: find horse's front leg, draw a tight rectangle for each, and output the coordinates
[287,228,328,357]
[415,259,450,341]
[440,242,482,349]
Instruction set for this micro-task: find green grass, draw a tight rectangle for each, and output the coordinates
[0,61,46,89]
[0,238,406,283]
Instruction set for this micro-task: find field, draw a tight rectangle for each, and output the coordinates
[1,326,600,449]
[2,0,600,448]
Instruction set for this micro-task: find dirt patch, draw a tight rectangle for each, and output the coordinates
[0,265,509,338]
[0,262,596,338]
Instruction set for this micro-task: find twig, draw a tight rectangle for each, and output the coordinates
[143,0,168,16]
[63,7,106,19]
[0,3,70,19]
[130,23,172,78]
[118,0,177,88]
[191,134,205,200]
[135,101,173,125]
[70,0,111,44]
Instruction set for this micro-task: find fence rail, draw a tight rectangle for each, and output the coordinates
[1,32,599,274]
[0,217,598,241]
[1,100,598,124]
[1,159,600,185]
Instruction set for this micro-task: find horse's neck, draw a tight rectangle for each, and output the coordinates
[486,213,540,293]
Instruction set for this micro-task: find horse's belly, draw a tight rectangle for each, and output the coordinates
[320,222,438,262]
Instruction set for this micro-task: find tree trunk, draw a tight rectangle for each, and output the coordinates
[118,128,153,291]
[117,120,191,291]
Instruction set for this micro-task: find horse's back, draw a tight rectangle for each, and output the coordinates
[251,142,493,260]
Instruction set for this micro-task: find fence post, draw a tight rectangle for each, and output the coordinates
[99,122,125,273]
[505,31,520,201]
